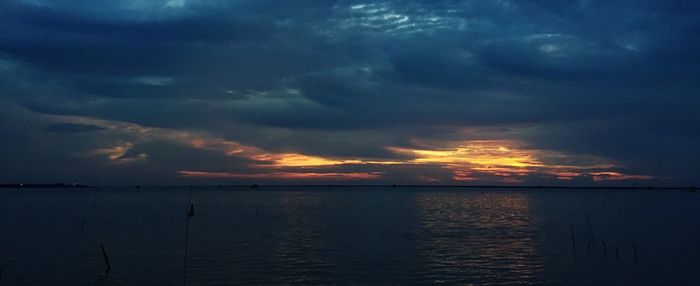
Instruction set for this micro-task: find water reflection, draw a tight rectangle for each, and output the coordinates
[414,191,544,284]
[2,188,699,285]
[187,189,337,284]
[272,191,335,284]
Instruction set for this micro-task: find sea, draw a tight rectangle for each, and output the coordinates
[0,186,698,285]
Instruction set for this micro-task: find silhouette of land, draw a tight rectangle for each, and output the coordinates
[0,183,91,188]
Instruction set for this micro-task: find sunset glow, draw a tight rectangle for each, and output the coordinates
[387,140,653,183]
[91,142,148,164]
[177,170,383,180]
[55,114,654,183]
[266,154,361,167]
[390,141,544,168]
[3,2,697,284]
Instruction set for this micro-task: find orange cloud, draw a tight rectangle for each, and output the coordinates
[590,172,655,182]
[388,140,653,183]
[91,142,148,164]
[53,114,654,183]
[390,141,544,168]
[177,170,383,180]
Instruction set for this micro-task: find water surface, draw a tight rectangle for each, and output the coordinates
[0,187,698,285]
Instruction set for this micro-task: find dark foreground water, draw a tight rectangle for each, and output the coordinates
[0,187,698,285]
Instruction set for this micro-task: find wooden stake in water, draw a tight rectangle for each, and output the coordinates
[570,224,576,250]
[633,239,639,264]
[585,213,596,241]
[615,247,620,262]
[184,187,193,285]
[81,218,86,237]
[100,244,111,274]
[602,240,607,255]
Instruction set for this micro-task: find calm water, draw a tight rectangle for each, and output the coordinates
[0,187,698,285]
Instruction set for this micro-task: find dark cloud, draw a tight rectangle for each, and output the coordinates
[46,123,106,133]
[0,0,698,185]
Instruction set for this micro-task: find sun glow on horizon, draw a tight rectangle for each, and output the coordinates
[177,170,384,180]
[54,114,653,183]
[386,140,653,183]
[389,140,544,168]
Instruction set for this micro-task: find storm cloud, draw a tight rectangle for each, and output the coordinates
[1,0,698,185]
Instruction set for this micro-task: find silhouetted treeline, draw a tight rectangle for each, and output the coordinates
[0,183,91,188]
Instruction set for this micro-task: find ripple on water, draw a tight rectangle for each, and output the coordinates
[0,187,699,285]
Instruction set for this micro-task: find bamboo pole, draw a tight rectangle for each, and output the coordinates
[602,240,607,255]
[80,218,86,237]
[585,213,596,241]
[100,244,111,274]
[570,224,576,250]
[184,187,193,285]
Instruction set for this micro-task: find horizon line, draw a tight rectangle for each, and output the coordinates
[1,183,697,191]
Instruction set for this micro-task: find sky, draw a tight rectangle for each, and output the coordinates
[0,0,698,186]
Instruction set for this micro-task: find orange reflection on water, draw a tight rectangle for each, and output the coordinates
[414,191,541,282]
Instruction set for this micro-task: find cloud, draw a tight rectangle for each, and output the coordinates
[46,123,107,133]
[90,142,148,164]
[33,112,651,184]
[177,170,384,180]
[0,0,698,185]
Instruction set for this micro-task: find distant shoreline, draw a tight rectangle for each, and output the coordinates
[0,183,696,191]
[0,183,91,188]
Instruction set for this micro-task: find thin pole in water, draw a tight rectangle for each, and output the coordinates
[100,243,111,274]
[570,224,576,250]
[615,247,620,262]
[585,213,596,241]
[184,187,193,285]
[92,189,97,209]
[633,239,638,264]
[602,240,607,256]
[81,218,86,237]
